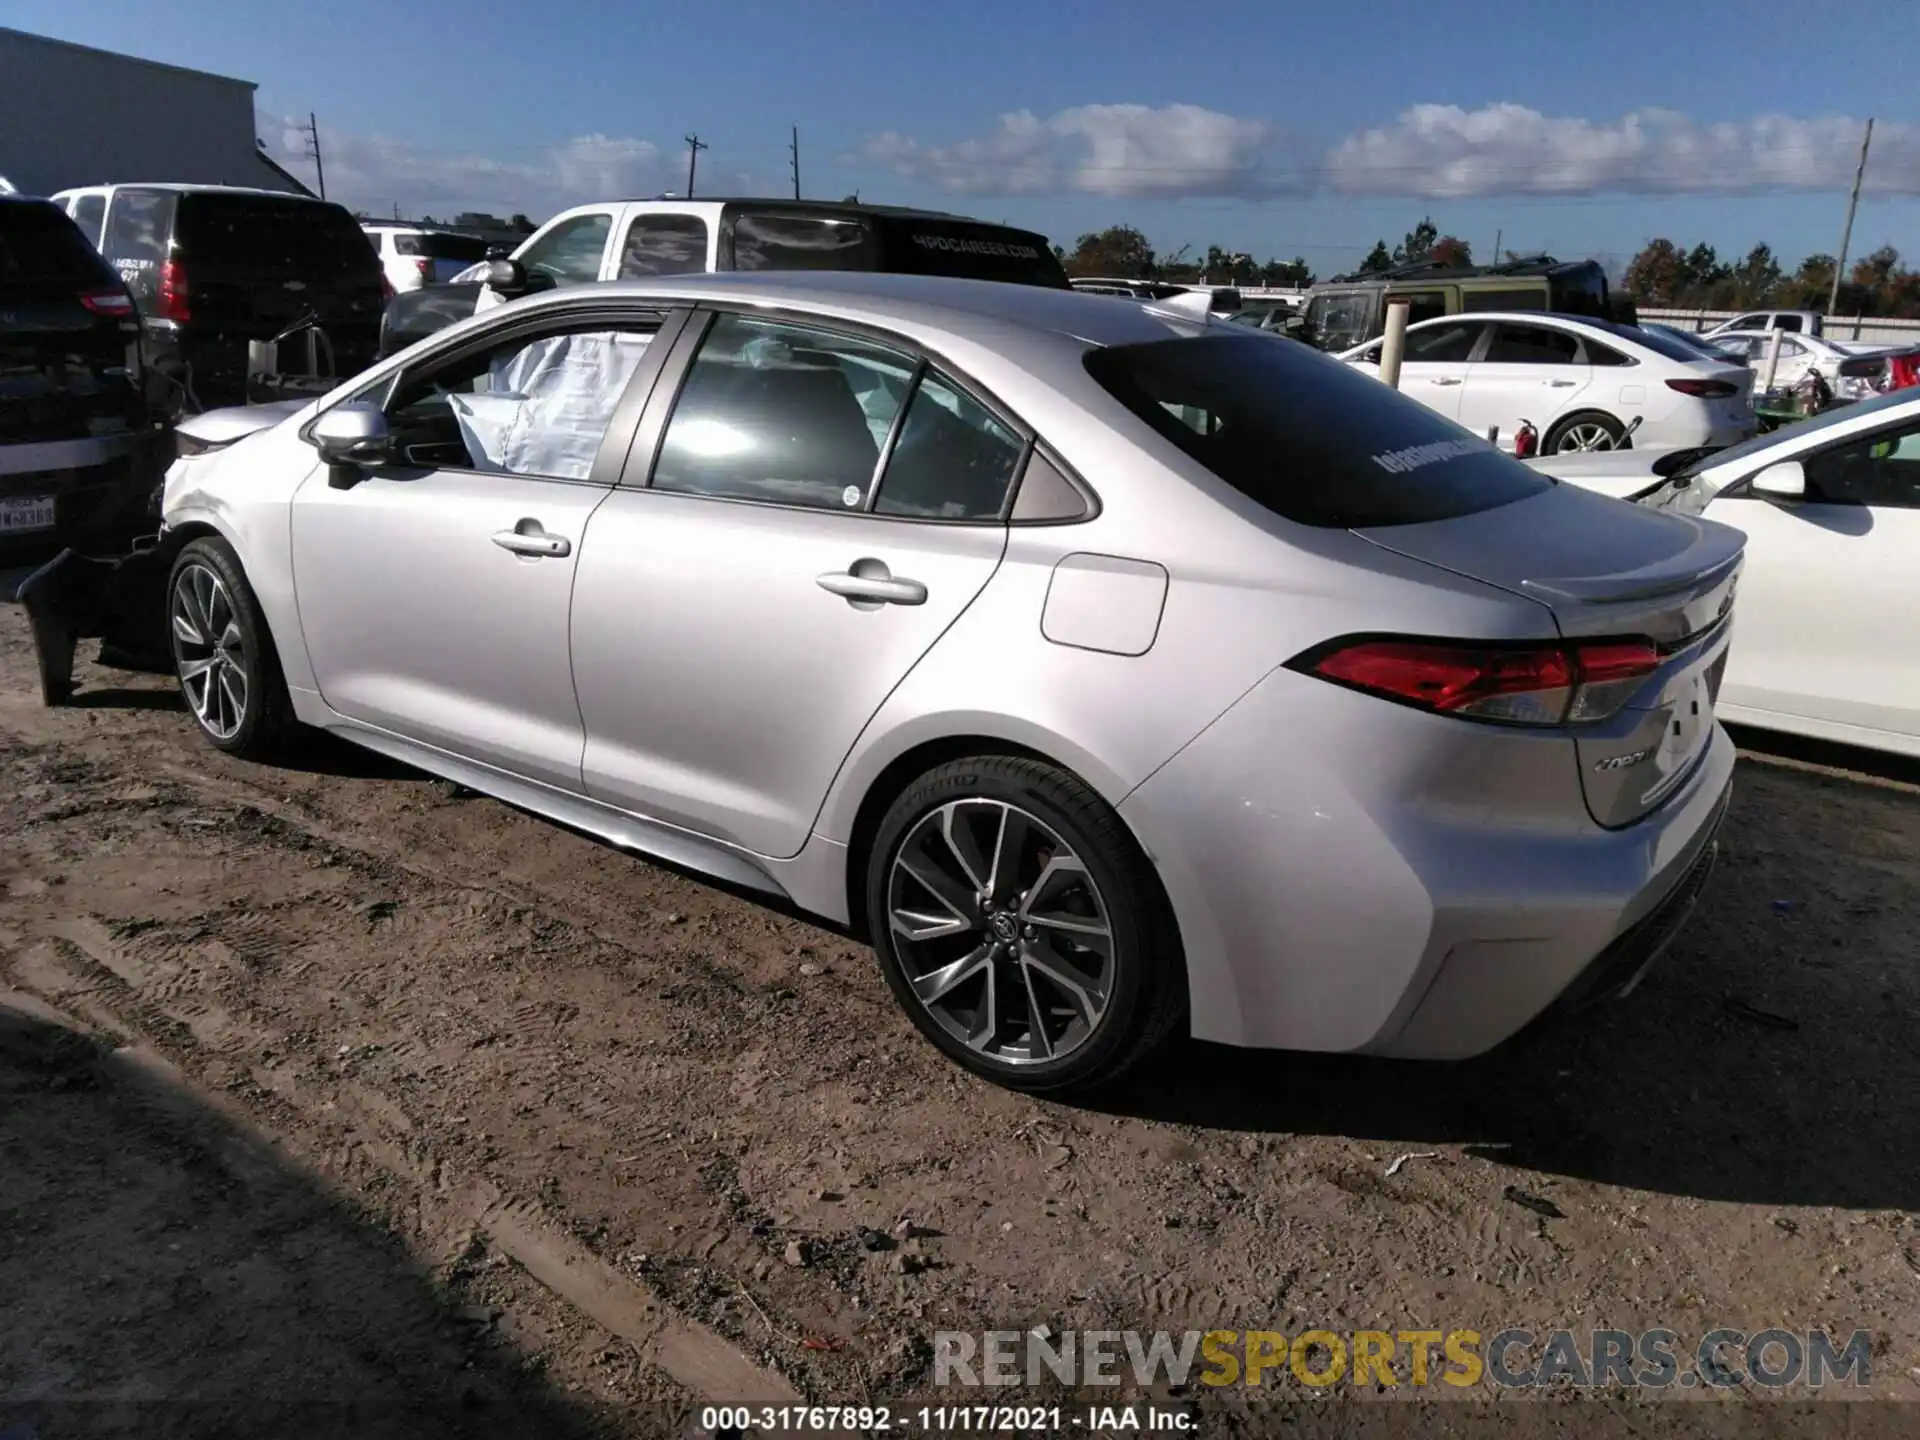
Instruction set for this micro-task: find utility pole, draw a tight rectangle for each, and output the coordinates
[790,126,801,200]
[684,134,708,198]
[302,112,326,199]
[1492,229,1502,266]
[1828,117,1873,317]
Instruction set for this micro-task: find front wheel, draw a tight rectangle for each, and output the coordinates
[865,756,1184,1092]
[1544,410,1629,454]
[167,537,295,759]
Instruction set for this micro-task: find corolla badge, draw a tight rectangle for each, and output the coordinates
[284,280,307,291]
[1594,748,1655,773]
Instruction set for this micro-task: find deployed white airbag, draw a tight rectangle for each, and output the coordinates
[448,331,652,480]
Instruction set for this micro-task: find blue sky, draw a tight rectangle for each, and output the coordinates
[12,0,1920,279]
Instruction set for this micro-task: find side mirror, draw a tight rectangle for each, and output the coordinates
[1749,459,1806,500]
[310,402,391,467]
[483,258,552,298]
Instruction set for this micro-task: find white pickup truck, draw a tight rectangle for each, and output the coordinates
[1700,309,1824,338]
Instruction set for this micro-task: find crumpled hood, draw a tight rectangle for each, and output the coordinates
[175,399,311,449]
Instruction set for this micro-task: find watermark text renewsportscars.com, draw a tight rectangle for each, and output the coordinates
[934,1327,1875,1390]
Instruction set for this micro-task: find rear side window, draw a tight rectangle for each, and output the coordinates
[101,188,171,301]
[730,213,877,272]
[619,214,709,278]
[1462,286,1546,312]
[874,375,1025,520]
[1084,334,1550,528]
[1396,290,1449,326]
[0,201,120,289]
[1404,321,1480,363]
[1306,291,1374,352]
[176,196,377,277]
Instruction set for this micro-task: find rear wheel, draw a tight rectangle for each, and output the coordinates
[865,756,1184,1092]
[167,537,295,760]
[1544,410,1628,453]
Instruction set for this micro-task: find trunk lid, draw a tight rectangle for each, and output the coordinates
[1356,483,1743,827]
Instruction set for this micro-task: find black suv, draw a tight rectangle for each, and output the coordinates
[52,185,386,410]
[1,196,163,552]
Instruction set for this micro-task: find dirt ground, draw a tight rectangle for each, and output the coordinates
[2,588,1918,1436]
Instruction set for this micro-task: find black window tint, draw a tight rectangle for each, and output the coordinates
[730,213,876,272]
[1085,333,1549,528]
[1548,266,1608,317]
[517,213,612,286]
[618,214,709,278]
[381,319,662,479]
[70,194,105,246]
[1010,450,1089,522]
[874,374,1024,520]
[1776,315,1804,332]
[1484,324,1580,365]
[1403,322,1479,364]
[1802,421,1920,508]
[0,200,119,289]
[1461,287,1546,312]
[1583,340,1631,366]
[652,314,909,510]
[176,196,376,276]
[101,189,170,300]
[395,232,489,261]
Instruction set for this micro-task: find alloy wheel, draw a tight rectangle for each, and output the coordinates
[886,799,1114,1066]
[171,562,249,741]
[1556,422,1618,453]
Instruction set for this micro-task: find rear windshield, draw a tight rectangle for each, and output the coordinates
[0,200,119,290]
[394,231,490,261]
[177,195,378,277]
[730,212,880,272]
[877,218,1069,288]
[1547,264,1609,317]
[1085,333,1551,528]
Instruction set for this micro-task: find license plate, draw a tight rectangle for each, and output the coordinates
[0,494,57,533]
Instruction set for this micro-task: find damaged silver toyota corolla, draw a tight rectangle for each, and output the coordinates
[24,272,1744,1092]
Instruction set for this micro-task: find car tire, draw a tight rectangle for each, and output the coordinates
[1543,410,1629,454]
[166,536,296,760]
[865,755,1185,1093]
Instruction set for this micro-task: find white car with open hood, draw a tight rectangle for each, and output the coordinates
[1530,386,1920,757]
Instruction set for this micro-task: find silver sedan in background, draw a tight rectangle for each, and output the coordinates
[156,272,1741,1090]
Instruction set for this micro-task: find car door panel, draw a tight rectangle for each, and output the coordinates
[1457,322,1592,447]
[571,495,1006,854]
[293,467,610,789]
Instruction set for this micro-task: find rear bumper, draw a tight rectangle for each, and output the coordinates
[0,432,169,553]
[1118,663,1739,1058]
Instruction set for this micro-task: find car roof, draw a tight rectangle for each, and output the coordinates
[52,183,337,201]
[507,270,1218,349]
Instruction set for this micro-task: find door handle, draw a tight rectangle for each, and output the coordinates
[492,522,571,558]
[1429,376,1463,386]
[1544,379,1578,387]
[816,567,927,606]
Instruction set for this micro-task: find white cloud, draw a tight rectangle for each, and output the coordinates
[265,117,686,218]
[861,104,1314,201]
[860,103,1920,201]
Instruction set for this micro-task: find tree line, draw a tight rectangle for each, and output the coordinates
[1621,239,1920,318]
[1057,217,1476,288]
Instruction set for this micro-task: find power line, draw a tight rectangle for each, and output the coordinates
[684,133,709,198]
[301,112,326,199]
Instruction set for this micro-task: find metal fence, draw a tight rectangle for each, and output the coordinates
[1597,308,1918,345]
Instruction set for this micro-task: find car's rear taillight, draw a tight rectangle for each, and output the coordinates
[156,260,190,323]
[1294,636,1661,726]
[414,258,432,281]
[1665,378,1740,398]
[79,290,135,316]
[1890,355,1920,391]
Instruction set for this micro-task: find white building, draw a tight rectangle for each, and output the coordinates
[0,26,311,198]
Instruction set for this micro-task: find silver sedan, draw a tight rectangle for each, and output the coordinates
[156,271,1741,1090]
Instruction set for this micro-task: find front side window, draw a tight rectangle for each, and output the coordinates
[1085,333,1549,528]
[1403,322,1481,364]
[874,375,1024,520]
[651,314,909,510]
[618,214,709,278]
[378,318,661,479]
[517,213,612,286]
[1800,419,1920,508]
[1483,323,1580,365]
[1307,291,1374,352]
